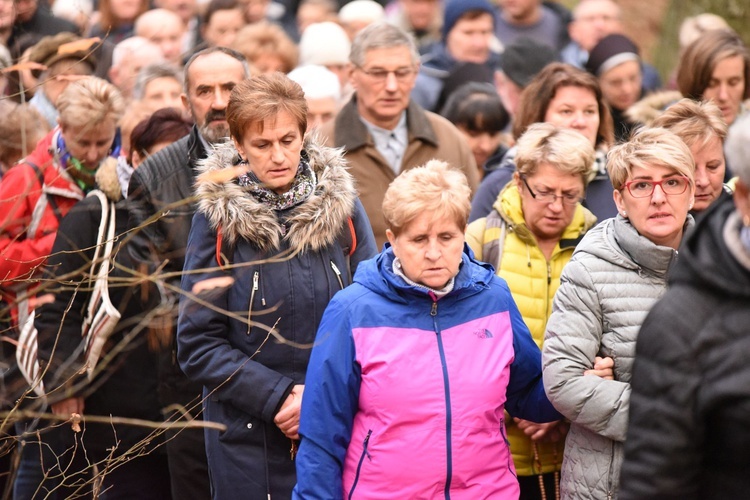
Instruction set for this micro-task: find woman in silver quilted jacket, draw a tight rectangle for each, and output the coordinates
[541,126,696,499]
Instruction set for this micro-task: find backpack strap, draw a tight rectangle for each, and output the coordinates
[339,216,356,257]
[215,224,236,272]
[482,209,507,272]
[26,160,63,223]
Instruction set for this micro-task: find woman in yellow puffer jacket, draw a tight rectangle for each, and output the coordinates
[466,123,610,500]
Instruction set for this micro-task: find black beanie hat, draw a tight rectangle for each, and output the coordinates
[585,34,640,76]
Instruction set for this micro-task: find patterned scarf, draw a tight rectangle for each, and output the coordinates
[237,152,316,211]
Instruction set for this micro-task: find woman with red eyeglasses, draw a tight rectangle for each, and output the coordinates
[541,126,696,499]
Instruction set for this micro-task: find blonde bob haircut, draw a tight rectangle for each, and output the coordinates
[607,127,696,191]
[382,160,471,237]
[651,98,728,150]
[515,123,596,187]
[56,77,126,130]
[232,22,299,74]
[227,72,308,140]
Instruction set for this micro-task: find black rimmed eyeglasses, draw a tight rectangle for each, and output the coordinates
[520,176,583,206]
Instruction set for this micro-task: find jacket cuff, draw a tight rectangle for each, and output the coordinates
[264,377,295,422]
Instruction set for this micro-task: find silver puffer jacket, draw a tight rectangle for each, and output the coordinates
[542,214,692,499]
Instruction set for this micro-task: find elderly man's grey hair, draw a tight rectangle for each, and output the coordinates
[349,22,419,68]
[725,113,750,186]
[112,36,163,68]
[132,63,184,101]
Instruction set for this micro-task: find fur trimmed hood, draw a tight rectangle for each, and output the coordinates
[625,90,682,127]
[195,135,357,254]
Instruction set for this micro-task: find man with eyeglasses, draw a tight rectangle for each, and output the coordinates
[320,21,478,248]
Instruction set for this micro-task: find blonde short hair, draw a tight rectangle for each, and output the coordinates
[232,22,299,74]
[607,127,695,190]
[678,13,730,51]
[515,123,596,187]
[57,77,125,130]
[651,98,727,149]
[382,160,471,236]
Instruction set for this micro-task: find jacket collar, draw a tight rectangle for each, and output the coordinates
[188,125,209,174]
[610,214,693,276]
[194,134,356,254]
[358,244,494,303]
[333,96,439,151]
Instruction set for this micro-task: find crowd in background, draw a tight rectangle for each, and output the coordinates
[0,0,749,498]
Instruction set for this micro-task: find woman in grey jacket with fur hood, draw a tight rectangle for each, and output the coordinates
[542,127,696,499]
[176,74,377,500]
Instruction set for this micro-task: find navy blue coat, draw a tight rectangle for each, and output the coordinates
[177,139,377,499]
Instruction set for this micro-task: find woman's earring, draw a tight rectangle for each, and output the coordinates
[621,211,627,217]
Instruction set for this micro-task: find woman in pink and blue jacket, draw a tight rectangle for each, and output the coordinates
[294,160,568,499]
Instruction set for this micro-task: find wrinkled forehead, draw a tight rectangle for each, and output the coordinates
[362,44,416,67]
[187,54,245,88]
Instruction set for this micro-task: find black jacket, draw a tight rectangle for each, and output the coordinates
[125,126,205,399]
[620,196,750,499]
[35,160,162,461]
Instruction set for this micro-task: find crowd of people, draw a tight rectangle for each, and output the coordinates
[0,0,749,498]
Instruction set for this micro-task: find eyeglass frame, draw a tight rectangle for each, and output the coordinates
[355,65,417,83]
[520,175,584,206]
[621,175,691,198]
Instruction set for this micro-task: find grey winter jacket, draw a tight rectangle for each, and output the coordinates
[542,215,691,499]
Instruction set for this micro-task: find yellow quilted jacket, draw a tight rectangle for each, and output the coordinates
[466,182,596,476]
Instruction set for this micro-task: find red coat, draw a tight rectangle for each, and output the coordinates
[0,128,84,324]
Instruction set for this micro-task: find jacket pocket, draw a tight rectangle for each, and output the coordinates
[348,429,372,499]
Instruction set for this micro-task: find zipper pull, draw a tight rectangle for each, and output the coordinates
[330,261,344,289]
[247,271,259,335]
[547,262,552,285]
[363,429,372,459]
[430,302,437,316]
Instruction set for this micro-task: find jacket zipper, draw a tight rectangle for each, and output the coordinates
[247,271,259,334]
[546,262,552,285]
[330,260,344,289]
[606,439,616,499]
[499,419,516,477]
[347,429,372,499]
[431,298,453,500]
